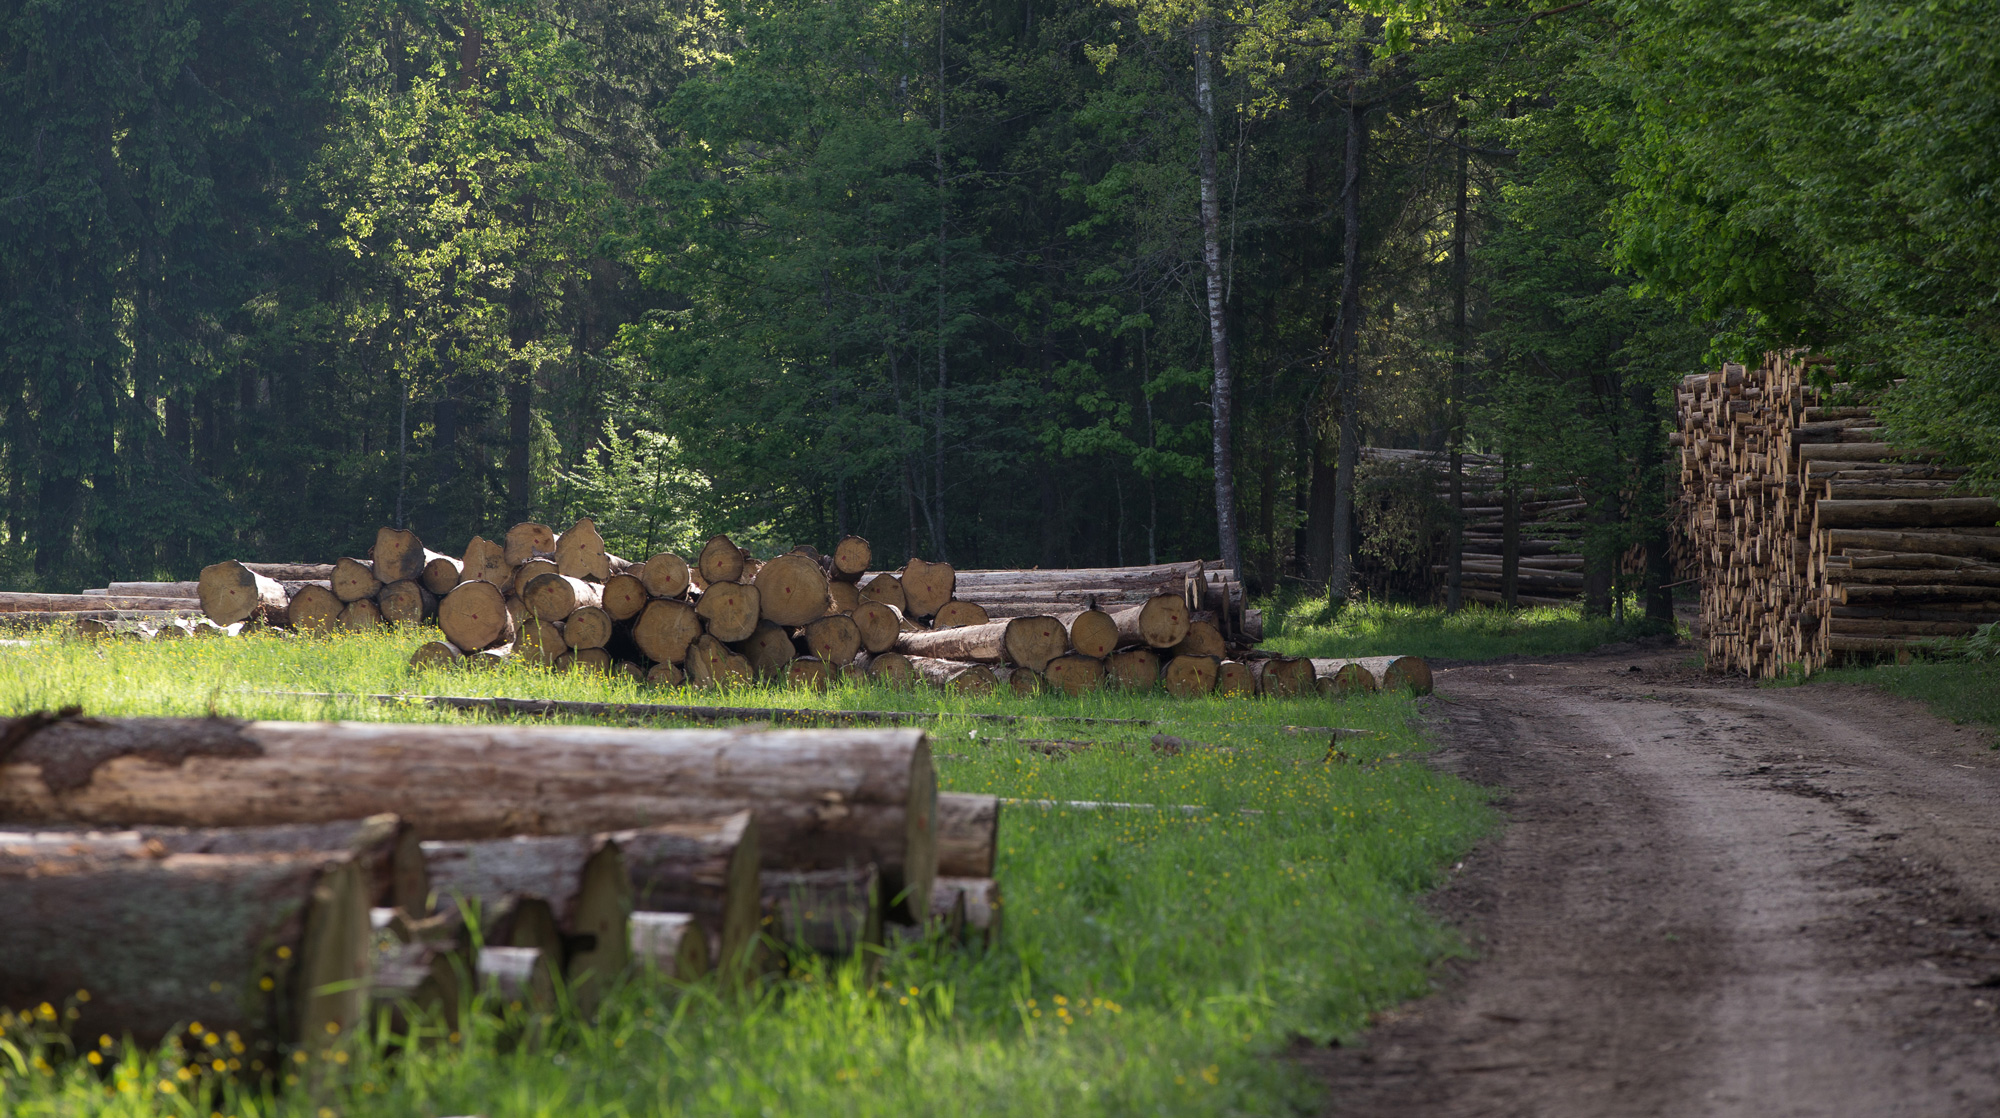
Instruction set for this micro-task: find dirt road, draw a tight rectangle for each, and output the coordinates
[1315,642,2000,1117]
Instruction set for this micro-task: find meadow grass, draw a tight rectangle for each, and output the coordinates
[0,628,1491,1117]
[1790,657,2000,739]
[1260,593,1673,662]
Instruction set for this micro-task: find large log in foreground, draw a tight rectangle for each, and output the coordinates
[0,715,939,922]
[0,850,370,1049]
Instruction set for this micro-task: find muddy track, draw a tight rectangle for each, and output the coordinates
[1312,643,2000,1117]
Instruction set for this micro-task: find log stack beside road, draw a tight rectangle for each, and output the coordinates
[1675,353,2000,677]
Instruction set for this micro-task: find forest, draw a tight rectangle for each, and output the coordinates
[2,0,1994,597]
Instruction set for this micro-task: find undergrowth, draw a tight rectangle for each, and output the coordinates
[1259,593,1674,662]
[0,628,1492,1117]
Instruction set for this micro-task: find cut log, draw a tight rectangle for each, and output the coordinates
[1044,654,1105,695]
[0,849,368,1050]
[563,606,614,651]
[733,620,797,678]
[1112,595,1192,649]
[646,662,686,687]
[803,614,863,665]
[420,833,629,1013]
[512,556,558,598]
[199,561,289,627]
[340,598,384,632]
[859,650,915,685]
[1315,661,1377,696]
[1823,529,2000,560]
[697,535,747,586]
[616,810,760,976]
[1311,655,1433,694]
[860,573,907,613]
[371,527,429,585]
[938,875,1001,945]
[995,666,1043,696]
[1816,497,2000,530]
[439,579,516,651]
[1826,618,1987,637]
[853,601,904,654]
[505,522,558,567]
[909,657,998,694]
[932,600,989,629]
[1163,655,1219,697]
[516,617,567,665]
[831,536,872,582]
[634,599,703,664]
[525,573,604,621]
[377,580,438,624]
[629,912,710,980]
[829,580,861,614]
[0,592,203,612]
[901,558,956,620]
[755,552,832,628]
[462,536,509,587]
[1216,661,1255,696]
[789,657,836,690]
[555,518,612,581]
[895,617,1004,662]
[332,557,382,603]
[1836,584,2000,605]
[287,584,344,633]
[1003,616,1069,671]
[601,573,650,621]
[420,554,463,597]
[1253,657,1315,698]
[1167,621,1227,661]
[411,640,467,670]
[1063,609,1120,660]
[936,793,998,878]
[1107,648,1160,690]
[762,866,881,956]
[239,563,336,580]
[695,580,761,642]
[641,552,692,599]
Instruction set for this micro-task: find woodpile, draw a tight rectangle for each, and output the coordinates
[0,712,1005,1043]
[1361,447,1594,607]
[1674,353,2000,676]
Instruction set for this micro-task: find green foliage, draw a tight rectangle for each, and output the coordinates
[1262,595,1670,661]
[1802,658,2000,741]
[0,630,1490,1116]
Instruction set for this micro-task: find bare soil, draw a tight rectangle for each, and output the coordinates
[1313,641,2000,1117]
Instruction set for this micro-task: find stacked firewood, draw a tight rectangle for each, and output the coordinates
[167,523,1421,699]
[1361,447,1593,606]
[1674,353,2000,677]
[0,715,1000,1049]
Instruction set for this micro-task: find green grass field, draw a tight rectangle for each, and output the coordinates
[1261,594,1673,662]
[1794,658,2000,739]
[0,628,1492,1117]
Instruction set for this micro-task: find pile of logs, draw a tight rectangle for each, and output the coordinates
[0,715,1001,1050]
[1674,353,2000,676]
[1361,447,1594,607]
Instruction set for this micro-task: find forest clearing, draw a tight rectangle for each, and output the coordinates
[4,0,2000,1109]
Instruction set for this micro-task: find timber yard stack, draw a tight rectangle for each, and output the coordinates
[1361,447,1593,606]
[0,523,1426,699]
[1675,353,2000,677]
[0,714,1003,1047]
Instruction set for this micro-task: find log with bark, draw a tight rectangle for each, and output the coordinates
[733,620,797,678]
[936,792,998,878]
[932,600,989,628]
[935,876,1001,946]
[1216,661,1255,696]
[614,810,761,976]
[341,599,384,631]
[860,573,907,613]
[1309,655,1433,694]
[831,536,872,582]
[762,865,881,956]
[1112,595,1192,650]
[439,579,516,651]
[754,552,832,628]
[1062,608,1120,659]
[199,561,290,626]
[563,607,615,652]
[512,557,558,598]
[908,657,999,695]
[859,650,915,685]
[0,848,370,1049]
[524,573,603,621]
[1252,657,1315,698]
[421,554,465,596]
[629,912,710,980]
[852,601,904,654]
[462,536,510,587]
[333,557,383,602]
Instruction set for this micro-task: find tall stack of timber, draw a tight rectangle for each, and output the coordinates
[1359,447,1593,606]
[0,713,1005,1043]
[1674,352,2000,676]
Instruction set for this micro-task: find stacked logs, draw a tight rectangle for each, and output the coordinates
[1674,353,2000,676]
[0,715,1003,1046]
[1361,447,1594,606]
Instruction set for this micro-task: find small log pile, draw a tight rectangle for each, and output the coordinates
[1674,353,2000,676]
[0,713,1004,1045]
[1361,447,1594,607]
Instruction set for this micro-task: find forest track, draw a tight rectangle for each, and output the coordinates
[1312,642,2000,1117]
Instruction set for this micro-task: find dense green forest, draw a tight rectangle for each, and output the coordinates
[2,0,1992,595]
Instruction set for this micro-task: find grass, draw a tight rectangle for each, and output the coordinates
[0,627,1492,1117]
[1260,593,1675,662]
[1792,657,2000,740]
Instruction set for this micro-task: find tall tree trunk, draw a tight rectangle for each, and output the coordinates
[1193,24,1241,576]
[1446,119,1469,613]
[933,0,951,563]
[1501,458,1520,608]
[1328,48,1367,602]
[1306,424,1336,583]
[1633,380,1676,624]
[507,366,532,523]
